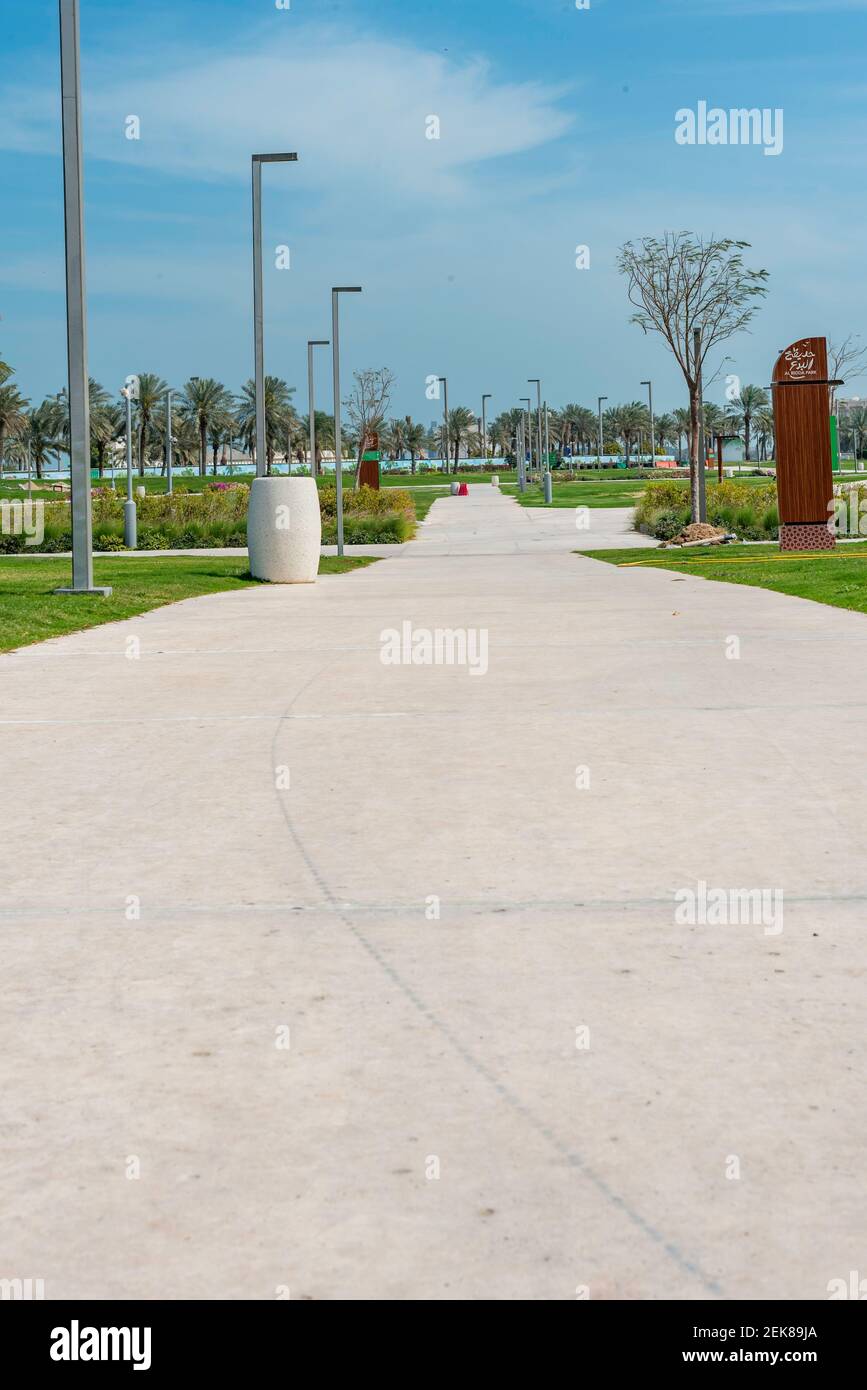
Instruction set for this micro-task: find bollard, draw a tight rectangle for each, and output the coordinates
[450,481,459,495]
[543,471,553,504]
[123,499,138,549]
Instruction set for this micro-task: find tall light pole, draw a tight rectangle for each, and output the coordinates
[121,382,137,549]
[438,377,449,474]
[520,396,532,481]
[528,378,542,479]
[252,152,297,477]
[331,287,362,556]
[481,393,491,469]
[165,389,173,495]
[516,417,525,491]
[307,339,329,477]
[640,379,655,468]
[56,0,109,594]
[693,327,706,522]
[597,395,608,467]
[544,401,550,467]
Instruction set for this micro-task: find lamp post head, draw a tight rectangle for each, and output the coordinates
[332,286,362,294]
[308,340,330,347]
[252,153,298,164]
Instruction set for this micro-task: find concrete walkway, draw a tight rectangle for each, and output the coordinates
[1,487,864,1301]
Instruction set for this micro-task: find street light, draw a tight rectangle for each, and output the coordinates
[165,389,173,495]
[307,339,329,478]
[597,395,608,467]
[520,396,532,483]
[528,378,543,479]
[55,0,110,594]
[120,375,139,548]
[640,379,655,467]
[252,152,297,477]
[438,377,450,474]
[332,287,362,556]
[481,393,491,469]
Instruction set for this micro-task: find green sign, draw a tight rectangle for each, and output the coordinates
[830,414,840,472]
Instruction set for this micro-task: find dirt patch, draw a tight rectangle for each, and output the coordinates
[661,523,730,548]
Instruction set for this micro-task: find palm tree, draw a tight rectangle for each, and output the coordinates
[130,373,169,476]
[604,402,648,463]
[90,401,125,479]
[182,377,230,476]
[403,419,427,474]
[20,402,66,479]
[733,384,768,462]
[209,405,240,476]
[52,378,110,459]
[173,414,202,471]
[0,378,28,476]
[672,407,691,464]
[299,411,334,475]
[235,376,295,474]
[446,406,475,472]
[382,417,407,465]
[753,405,775,463]
[654,412,675,460]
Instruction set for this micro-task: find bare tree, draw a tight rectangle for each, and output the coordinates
[829,335,867,411]
[344,367,395,487]
[618,232,768,520]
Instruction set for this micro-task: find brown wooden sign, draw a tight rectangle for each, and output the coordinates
[358,430,381,490]
[771,337,836,550]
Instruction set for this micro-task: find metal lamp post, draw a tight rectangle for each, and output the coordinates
[528,378,543,480]
[331,287,362,556]
[165,389,173,495]
[640,379,655,467]
[121,382,137,548]
[438,377,450,474]
[693,327,707,522]
[597,395,607,467]
[481,393,491,469]
[307,339,329,477]
[55,0,109,594]
[520,396,532,483]
[252,152,297,477]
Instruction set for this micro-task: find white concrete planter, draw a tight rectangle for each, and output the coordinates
[247,476,321,583]
[491,475,500,487]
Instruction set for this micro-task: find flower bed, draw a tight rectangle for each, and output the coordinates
[0,483,417,553]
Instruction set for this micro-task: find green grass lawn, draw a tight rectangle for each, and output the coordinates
[580,541,867,616]
[410,487,450,519]
[380,470,507,486]
[0,554,377,654]
[503,479,648,509]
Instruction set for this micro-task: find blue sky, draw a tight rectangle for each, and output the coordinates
[2,0,867,421]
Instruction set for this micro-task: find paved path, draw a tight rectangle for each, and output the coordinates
[1,488,864,1300]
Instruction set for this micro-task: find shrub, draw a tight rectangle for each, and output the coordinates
[646,507,690,540]
[13,479,417,551]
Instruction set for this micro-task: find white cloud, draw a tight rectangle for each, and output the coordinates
[0,25,575,208]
